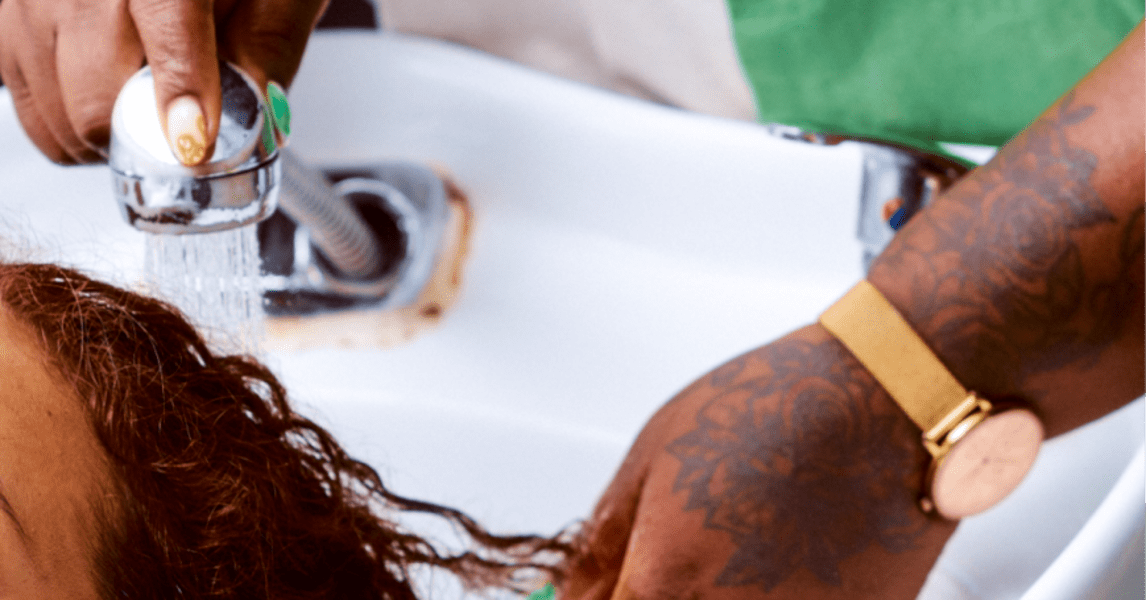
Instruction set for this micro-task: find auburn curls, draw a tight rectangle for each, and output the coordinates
[0,262,578,599]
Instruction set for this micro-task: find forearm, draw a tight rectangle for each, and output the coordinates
[868,22,1145,437]
[710,25,1146,594]
[631,21,1144,599]
[566,22,1144,600]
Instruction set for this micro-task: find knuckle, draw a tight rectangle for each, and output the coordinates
[131,0,213,71]
[75,111,112,149]
[133,0,210,22]
[149,52,198,84]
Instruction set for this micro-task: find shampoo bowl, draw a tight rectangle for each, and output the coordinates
[0,30,1140,599]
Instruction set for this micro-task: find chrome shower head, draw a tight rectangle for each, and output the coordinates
[109,62,281,234]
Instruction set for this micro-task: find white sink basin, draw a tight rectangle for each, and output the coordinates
[0,30,1141,599]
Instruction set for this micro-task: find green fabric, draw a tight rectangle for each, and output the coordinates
[527,583,555,600]
[727,0,1142,149]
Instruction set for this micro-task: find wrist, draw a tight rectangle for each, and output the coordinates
[651,323,958,598]
[818,283,1045,519]
[676,323,944,523]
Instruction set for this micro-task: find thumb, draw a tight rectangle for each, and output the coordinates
[562,438,651,600]
[129,0,221,166]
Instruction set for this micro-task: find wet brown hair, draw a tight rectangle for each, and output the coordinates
[0,262,577,599]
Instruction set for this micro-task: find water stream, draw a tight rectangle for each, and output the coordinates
[143,226,264,355]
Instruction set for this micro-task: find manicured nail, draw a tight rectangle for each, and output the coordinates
[266,81,291,139]
[166,95,208,166]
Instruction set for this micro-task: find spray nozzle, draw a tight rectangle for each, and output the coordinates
[108,62,281,235]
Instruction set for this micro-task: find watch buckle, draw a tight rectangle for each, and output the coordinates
[922,393,993,457]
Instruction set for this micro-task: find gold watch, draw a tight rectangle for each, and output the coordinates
[819,281,1044,519]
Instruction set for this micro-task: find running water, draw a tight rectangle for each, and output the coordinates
[143,226,264,355]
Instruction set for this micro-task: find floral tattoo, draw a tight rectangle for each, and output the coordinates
[663,89,1141,593]
[666,338,926,591]
[871,91,1134,394]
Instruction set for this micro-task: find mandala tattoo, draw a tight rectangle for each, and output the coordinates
[666,338,926,592]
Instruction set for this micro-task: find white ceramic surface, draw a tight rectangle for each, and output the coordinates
[0,30,1141,599]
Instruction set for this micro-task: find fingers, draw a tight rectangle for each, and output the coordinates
[2,0,324,167]
[0,0,100,164]
[1,61,74,164]
[218,0,330,92]
[56,1,145,157]
[129,0,220,165]
[0,2,57,163]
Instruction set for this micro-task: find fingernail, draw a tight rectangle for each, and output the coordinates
[166,95,208,166]
[266,81,291,139]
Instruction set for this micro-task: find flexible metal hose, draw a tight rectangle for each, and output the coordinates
[278,149,384,280]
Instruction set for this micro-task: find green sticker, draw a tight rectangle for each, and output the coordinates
[266,81,291,138]
[526,583,555,600]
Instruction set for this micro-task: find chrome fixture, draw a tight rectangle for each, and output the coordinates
[259,161,450,315]
[109,63,449,313]
[277,149,385,281]
[109,62,281,234]
[763,124,970,271]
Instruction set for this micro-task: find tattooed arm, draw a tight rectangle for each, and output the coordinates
[560,22,1143,600]
[868,22,1145,437]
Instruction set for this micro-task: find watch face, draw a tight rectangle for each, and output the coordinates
[929,408,1044,519]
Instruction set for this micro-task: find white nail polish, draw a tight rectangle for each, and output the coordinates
[165,95,207,166]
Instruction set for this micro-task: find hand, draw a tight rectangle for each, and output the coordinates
[0,0,329,165]
[560,324,957,600]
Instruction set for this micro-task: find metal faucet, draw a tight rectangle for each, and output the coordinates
[109,62,281,234]
[108,62,450,314]
[763,124,970,271]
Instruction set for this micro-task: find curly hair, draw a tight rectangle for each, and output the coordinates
[0,261,578,599]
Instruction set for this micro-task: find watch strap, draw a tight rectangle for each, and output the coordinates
[819,281,968,433]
